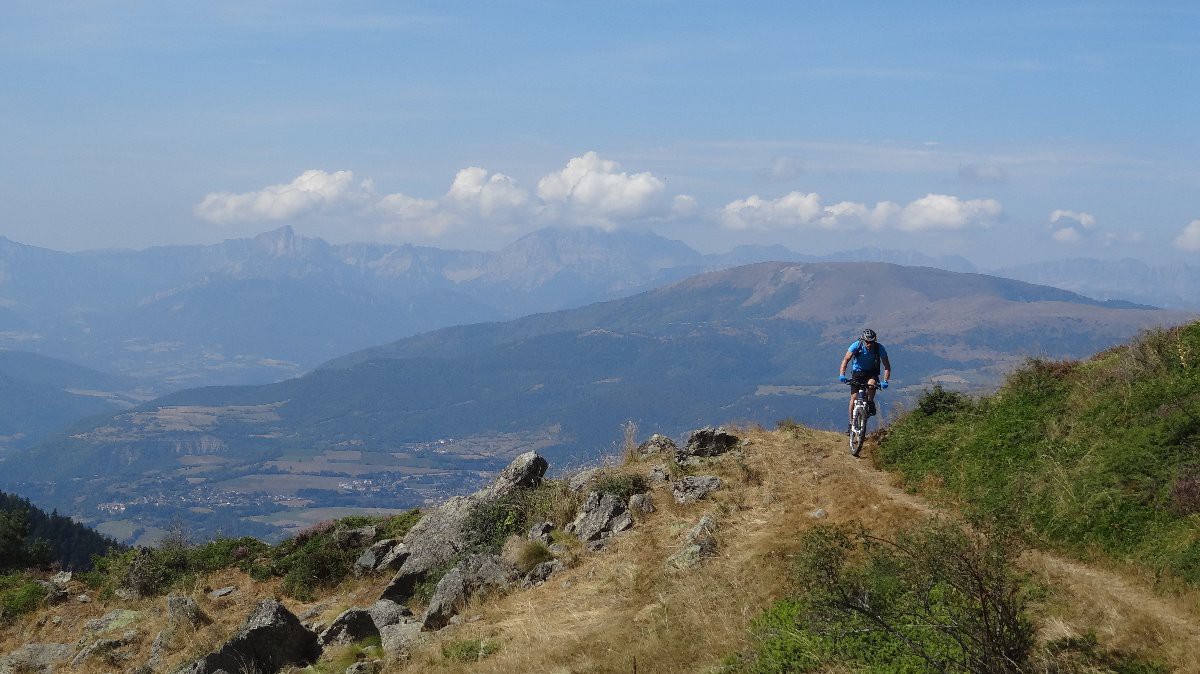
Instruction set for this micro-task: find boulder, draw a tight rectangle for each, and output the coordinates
[636,434,678,456]
[649,464,671,482]
[208,586,237,599]
[0,643,72,674]
[71,632,137,667]
[84,608,143,634]
[381,452,547,603]
[666,514,719,570]
[567,467,603,492]
[671,476,722,504]
[340,525,377,549]
[318,608,379,648]
[356,538,403,573]
[522,559,565,588]
[629,492,655,515]
[421,554,517,631]
[527,521,555,544]
[379,620,423,655]
[676,426,740,465]
[167,595,211,631]
[566,491,633,543]
[367,598,412,629]
[177,599,319,674]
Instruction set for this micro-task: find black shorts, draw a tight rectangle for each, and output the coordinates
[850,370,879,394]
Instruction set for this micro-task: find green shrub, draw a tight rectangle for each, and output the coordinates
[915,384,973,416]
[0,572,47,623]
[271,521,364,601]
[730,520,1035,673]
[377,509,421,540]
[592,472,649,501]
[442,638,499,662]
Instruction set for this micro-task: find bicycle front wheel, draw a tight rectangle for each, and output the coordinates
[849,405,866,456]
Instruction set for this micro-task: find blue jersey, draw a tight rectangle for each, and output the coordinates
[847,340,887,373]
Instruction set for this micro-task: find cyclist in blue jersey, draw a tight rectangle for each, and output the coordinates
[838,328,892,435]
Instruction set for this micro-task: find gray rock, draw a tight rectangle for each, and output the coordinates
[341,525,377,550]
[50,570,72,587]
[636,434,678,456]
[208,585,237,599]
[808,508,828,519]
[381,452,546,603]
[376,541,410,571]
[566,491,634,543]
[422,554,517,631]
[84,608,142,634]
[629,492,655,515]
[671,476,722,504]
[319,608,379,647]
[76,593,90,603]
[347,661,382,674]
[367,598,412,629]
[379,619,422,655]
[177,599,319,674]
[0,643,72,674]
[356,538,401,573]
[522,559,565,588]
[167,595,211,630]
[649,464,671,482]
[71,634,136,667]
[676,426,740,465]
[666,514,718,569]
[567,466,603,491]
[528,521,555,544]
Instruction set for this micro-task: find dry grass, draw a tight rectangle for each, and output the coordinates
[5,426,1199,673]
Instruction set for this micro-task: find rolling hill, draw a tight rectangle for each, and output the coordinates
[1,261,1189,543]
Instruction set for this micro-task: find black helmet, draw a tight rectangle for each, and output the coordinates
[861,328,877,342]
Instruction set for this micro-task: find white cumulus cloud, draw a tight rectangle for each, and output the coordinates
[194,170,370,224]
[720,191,1000,233]
[1174,220,1200,252]
[537,151,667,228]
[1050,209,1096,229]
[1051,227,1082,243]
[445,167,531,218]
[897,194,1002,232]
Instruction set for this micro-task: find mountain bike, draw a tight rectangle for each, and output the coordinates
[845,380,882,457]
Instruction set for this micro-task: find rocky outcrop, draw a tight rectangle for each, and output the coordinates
[566,491,633,546]
[178,599,319,674]
[367,598,412,629]
[629,492,655,515]
[672,476,722,504]
[167,594,211,630]
[528,521,555,544]
[637,434,678,456]
[568,467,603,492]
[0,643,72,674]
[71,631,138,667]
[381,452,547,603]
[676,426,740,465]
[422,554,518,631]
[522,559,565,588]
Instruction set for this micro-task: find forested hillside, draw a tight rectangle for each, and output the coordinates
[0,491,121,570]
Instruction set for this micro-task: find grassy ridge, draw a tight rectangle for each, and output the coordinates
[878,322,1200,584]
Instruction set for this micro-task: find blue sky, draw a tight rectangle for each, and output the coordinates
[1,1,1197,265]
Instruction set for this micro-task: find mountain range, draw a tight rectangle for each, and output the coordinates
[3,260,1187,544]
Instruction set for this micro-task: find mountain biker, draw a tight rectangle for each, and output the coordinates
[838,328,892,435]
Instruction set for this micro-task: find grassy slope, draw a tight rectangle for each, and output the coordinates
[8,427,1199,673]
[878,321,1200,585]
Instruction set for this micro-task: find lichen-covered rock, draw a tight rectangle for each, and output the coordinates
[567,467,603,492]
[671,476,722,504]
[636,434,678,456]
[649,464,671,482]
[381,452,547,603]
[676,426,740,465]
[421,554,517,631]
[84,608,143,634]
[379,620,423,656]
[71,633,137,667]
[566,491,634,543]
[167,595,211,630]
[177,599,319,674]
